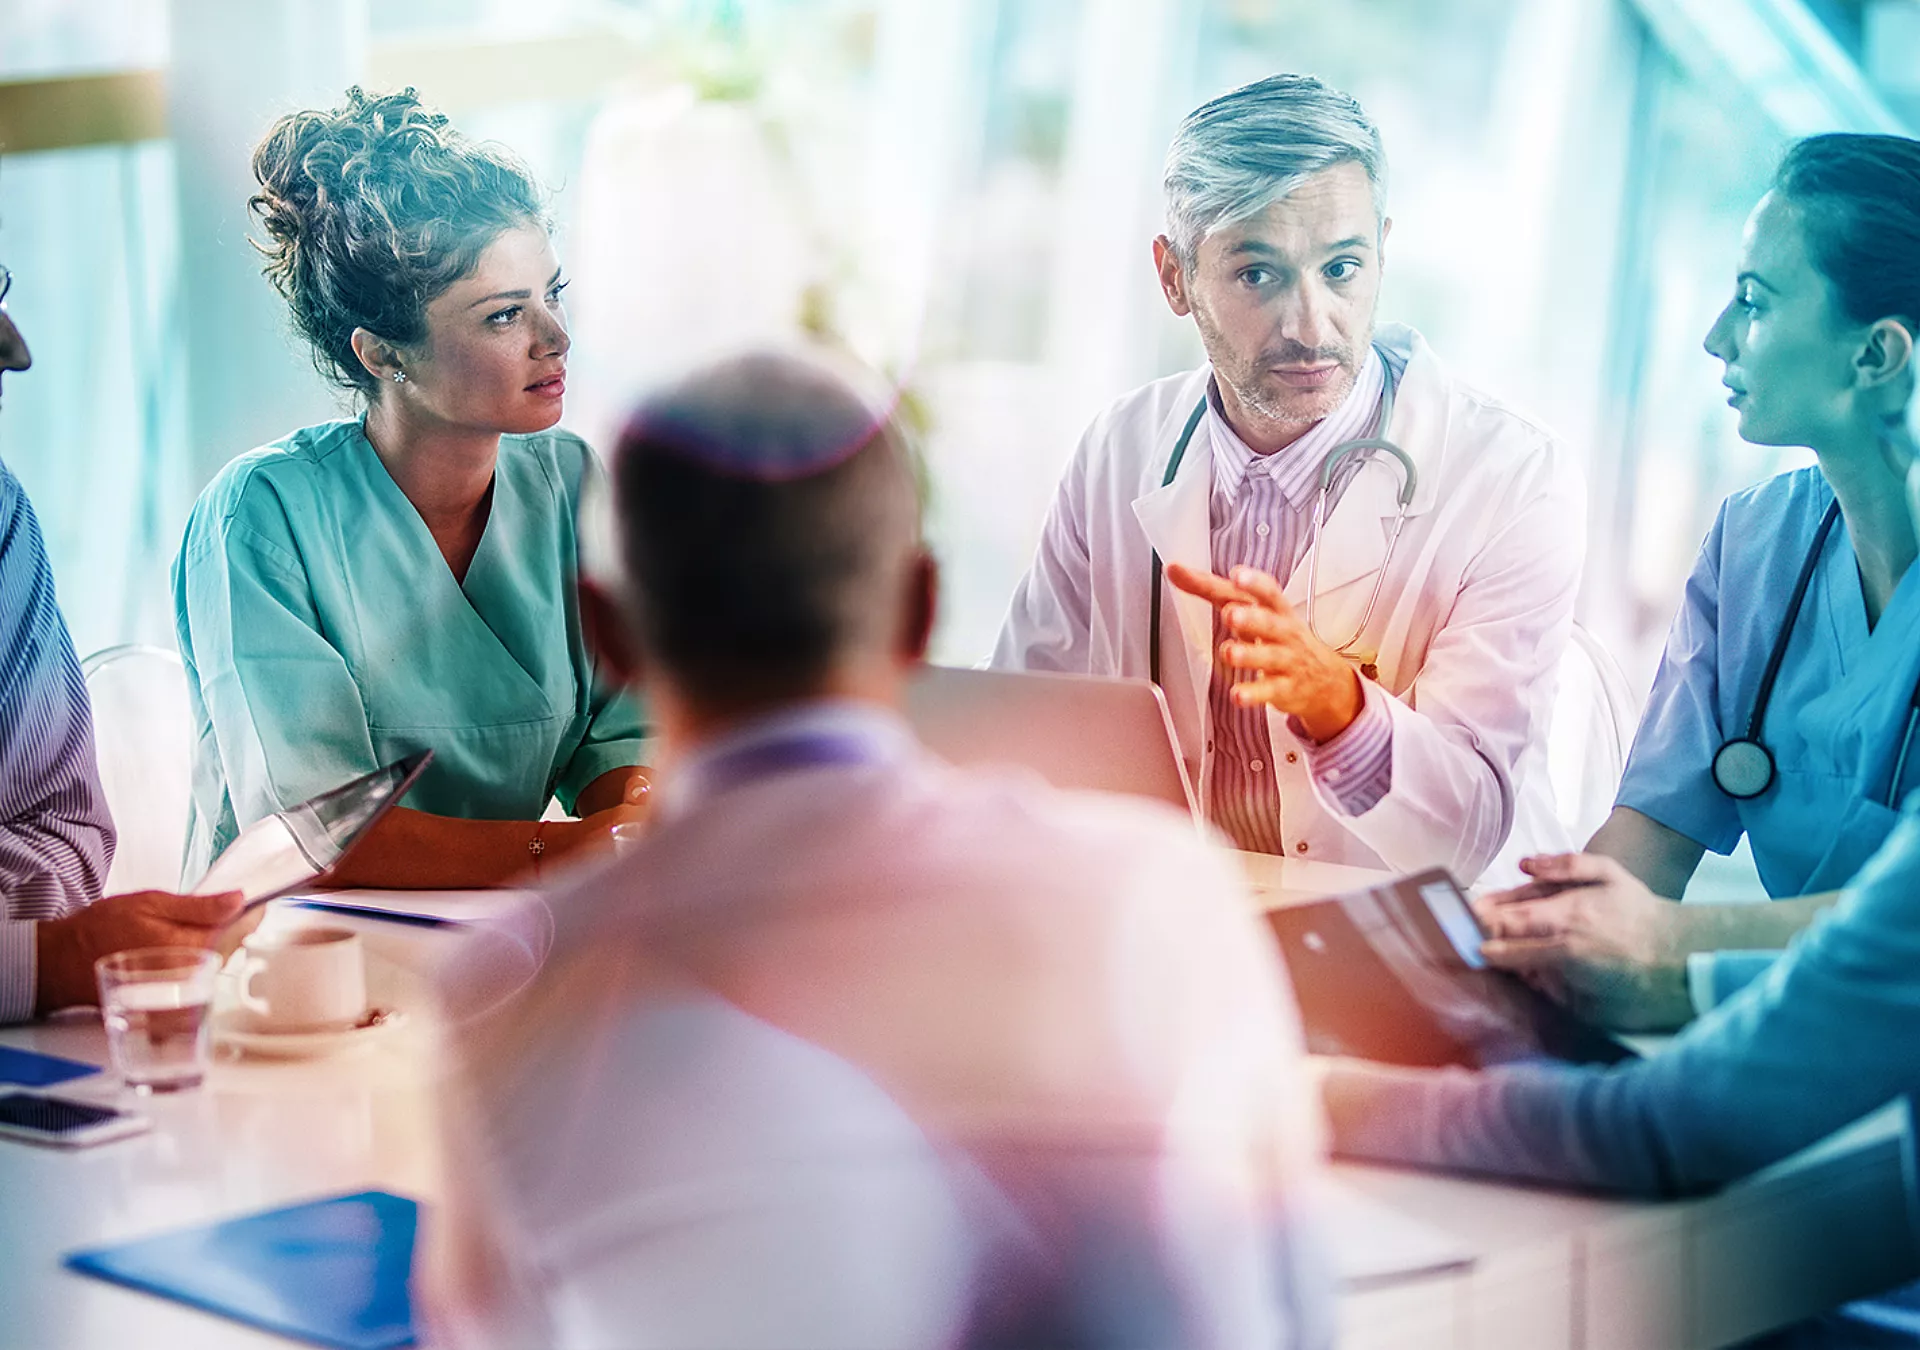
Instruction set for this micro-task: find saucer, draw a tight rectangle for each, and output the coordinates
[215,1007,406,1059]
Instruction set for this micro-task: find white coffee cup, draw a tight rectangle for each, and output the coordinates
[235,927,368,1033]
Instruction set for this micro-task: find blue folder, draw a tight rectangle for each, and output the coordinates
[0,1045,98,1087]
[64,1190,418,1350]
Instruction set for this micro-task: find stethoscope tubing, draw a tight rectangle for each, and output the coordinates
[1712,496,1920,808]
[1148,349,1415,686]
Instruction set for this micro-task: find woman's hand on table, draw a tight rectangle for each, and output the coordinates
[537,766,655,868]
[571,765,653,817]
[1472,852,1694,1032]
[543,802,649,863]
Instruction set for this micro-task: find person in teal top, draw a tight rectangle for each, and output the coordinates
[1467,134,1920,1031]
[175,88,647,889]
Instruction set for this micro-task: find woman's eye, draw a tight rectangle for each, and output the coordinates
[547,279,571,303]
[487,305,522,326]
[1736,284,1763,314]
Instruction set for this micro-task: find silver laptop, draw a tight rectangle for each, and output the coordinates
[904,666,1198,816]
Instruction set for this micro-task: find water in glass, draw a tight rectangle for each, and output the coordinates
[97,949,219,1093]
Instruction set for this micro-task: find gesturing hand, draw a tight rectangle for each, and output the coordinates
[1165,561,1365,742]
[1472,852,1693,1032]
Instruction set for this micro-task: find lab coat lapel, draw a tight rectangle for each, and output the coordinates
[1132,397,1216,750]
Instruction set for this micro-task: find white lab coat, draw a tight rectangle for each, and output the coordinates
[993,323,1584,883]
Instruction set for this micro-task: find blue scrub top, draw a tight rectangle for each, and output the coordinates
[174,420,647,877]
[1617,466,1920,898]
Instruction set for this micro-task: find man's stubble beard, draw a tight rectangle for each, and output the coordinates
[1193,304,1370,432]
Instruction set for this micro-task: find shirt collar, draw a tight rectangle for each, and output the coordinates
[1206,345,1386,509]
[660,698,915,820]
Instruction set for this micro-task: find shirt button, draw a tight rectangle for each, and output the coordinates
[1286,752,1299,764]
[1255,522,1270,538]
[1295,841,1309,854]
[1250,758,1264,773]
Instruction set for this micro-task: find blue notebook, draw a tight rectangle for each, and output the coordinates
[65,1190,418,1350]
[0,1045,98,1087]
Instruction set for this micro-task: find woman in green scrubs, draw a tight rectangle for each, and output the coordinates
[175,88,647,888]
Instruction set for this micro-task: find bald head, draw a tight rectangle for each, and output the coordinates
[607,349,927,711]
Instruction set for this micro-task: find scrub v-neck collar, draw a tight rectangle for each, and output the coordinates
[1821,506,1870,670]
[350,423,549,706]
[356,419,501,597]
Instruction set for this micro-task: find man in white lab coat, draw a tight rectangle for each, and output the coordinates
[995,74,1585,883]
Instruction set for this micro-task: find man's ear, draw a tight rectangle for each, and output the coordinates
[578,576,645,687]
[1152,236,1192,318]
[899,549,938,665]
[350,327,406,385]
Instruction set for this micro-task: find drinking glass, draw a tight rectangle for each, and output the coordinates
[95,948,222,1093]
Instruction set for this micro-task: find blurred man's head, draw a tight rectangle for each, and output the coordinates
[587,348,933,737]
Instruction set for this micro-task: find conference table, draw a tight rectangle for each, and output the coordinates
[2,862,1916,1350]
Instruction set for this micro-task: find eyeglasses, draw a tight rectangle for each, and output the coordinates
[0,264,10,308]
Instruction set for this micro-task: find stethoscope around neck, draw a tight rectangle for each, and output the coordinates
[1712,498,1920,804]
[1148,347,1418,687]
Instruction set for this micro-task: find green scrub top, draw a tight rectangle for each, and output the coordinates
[174,419,646,878]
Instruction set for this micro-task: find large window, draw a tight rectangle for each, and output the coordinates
[0,0,1896,686]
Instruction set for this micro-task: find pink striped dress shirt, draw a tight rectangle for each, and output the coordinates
[1205,345,1399,853]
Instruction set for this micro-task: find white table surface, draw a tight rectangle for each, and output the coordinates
[3,880,1915,1350]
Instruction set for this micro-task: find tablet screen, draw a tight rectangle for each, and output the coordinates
[1418,879,1486,969]
[193,751,431,904]
[1268,867,1636,1069]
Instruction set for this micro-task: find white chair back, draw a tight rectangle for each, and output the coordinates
[1546,623,1639,848]
[82,644,195,894]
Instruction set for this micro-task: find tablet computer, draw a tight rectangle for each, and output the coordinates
[1267,867,1635,1069]
[193,751,433,908]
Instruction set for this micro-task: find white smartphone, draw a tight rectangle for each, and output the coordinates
[0,1090,151,1148]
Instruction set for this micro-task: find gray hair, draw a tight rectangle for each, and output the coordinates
[1163,74,1387,263]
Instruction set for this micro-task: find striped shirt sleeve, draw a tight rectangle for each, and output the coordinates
[0,921,35,1023]
[0,464,114,1021]
[1289,677,1394,817]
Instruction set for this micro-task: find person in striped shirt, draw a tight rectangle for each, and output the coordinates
[0,263,243,1022]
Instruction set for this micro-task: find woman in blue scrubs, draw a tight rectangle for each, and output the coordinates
[175,88,648,888]
[1478,134,1920,1029]
[1325,384,1920,1347]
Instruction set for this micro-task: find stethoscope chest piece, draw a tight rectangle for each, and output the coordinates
[1711,737,1776,800]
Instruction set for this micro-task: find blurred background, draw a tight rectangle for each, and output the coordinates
[1,0,1914,684]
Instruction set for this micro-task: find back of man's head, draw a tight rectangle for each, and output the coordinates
[607,348,924,711]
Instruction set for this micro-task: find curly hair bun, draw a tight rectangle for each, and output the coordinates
[249,86,548,393]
